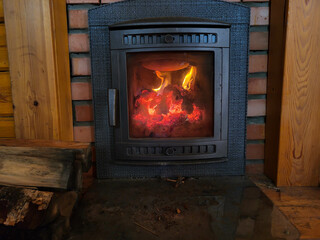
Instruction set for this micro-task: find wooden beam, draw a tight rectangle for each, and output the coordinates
[3,0,73,141]
[265,0,320,186]
[0,139,92,172]
[277,0,320,186]
[264,0,288,185]
[0,146,74,189]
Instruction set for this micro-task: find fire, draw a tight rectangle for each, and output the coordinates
[152,71,164,92]
[132,65,205,137]
[182,66,196,91]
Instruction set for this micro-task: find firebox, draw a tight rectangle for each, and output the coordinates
[89,0,250,178]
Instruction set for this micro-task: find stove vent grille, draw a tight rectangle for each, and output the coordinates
[123,33,217,45]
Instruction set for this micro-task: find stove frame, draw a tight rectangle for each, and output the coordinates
[88,0,250,178]
[109,19,230,164]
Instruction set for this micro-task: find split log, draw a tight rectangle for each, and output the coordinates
[0,186,53,228]
[0,139,92,172]
[0,146,74,190]
[0,139,92,190]
[0,186,78,239]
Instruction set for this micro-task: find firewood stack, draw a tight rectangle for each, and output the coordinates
[0,139,92,240]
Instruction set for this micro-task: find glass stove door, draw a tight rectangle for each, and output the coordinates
[126,51,214,138]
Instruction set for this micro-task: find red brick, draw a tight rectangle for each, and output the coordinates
[247,99,266,117]
[72,57,91,76]
[75,105,94,122]
[247,124,265,140]
[69,33,90,53]
[246,144,264,159]
[249,55,268,73]
[250,7,269,25]
[246,163,264,175]
[68,9,88,29]
[67,0,99,3]
[248,77,267,95]
[250,32,269,50]
[74,126,95,142]
[101,0,125,3]
[71,82,92,100]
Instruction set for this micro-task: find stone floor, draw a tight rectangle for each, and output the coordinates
[67,177,299,240]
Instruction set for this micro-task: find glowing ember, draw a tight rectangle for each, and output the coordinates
[132,66,206,137]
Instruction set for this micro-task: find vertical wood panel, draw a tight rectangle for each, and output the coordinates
[0,24,6,46]
[0,72,13,116]
[51,0,74,141]
[3,0,73,140]
[0,0,3,22]
[265,0,287,184]
[277,0,320,186]
[0,117,14,138]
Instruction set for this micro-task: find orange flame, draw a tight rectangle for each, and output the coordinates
[153,71,165,92]
[182,66,196,91]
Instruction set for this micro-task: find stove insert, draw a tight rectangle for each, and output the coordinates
[89,0,250,178]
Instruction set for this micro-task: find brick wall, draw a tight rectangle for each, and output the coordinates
[67,0,269,174]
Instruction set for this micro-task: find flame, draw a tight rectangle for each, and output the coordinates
[132,87,204,137]
[182,66,196,91]
[152,71,165,92]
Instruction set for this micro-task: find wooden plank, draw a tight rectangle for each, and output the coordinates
[264,0,287,184]
[0,72,13,117]
[0,46,8,70]
[0,146,74,189]
[0,139,92,171]
[0,0,3,22]
[291,218,320,239]
[51,0,74,141]
[0,138,90,149]
[0,24,6,46]
[3,0,73,140]
[253,176,320,239]
[0,117,14,138]
[277,0,320,186]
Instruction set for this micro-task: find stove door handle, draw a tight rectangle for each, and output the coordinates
[108,89,118,127]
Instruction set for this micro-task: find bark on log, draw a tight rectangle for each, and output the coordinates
[0,186,53,227]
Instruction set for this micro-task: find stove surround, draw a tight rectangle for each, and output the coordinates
[89,0,250,178]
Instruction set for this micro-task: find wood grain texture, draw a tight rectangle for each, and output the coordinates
[254,176,320,240]
[0,46,8,70]
[0,117,14,138]
[0,72,12,116]
[0,139,92,172]
[0,146,74,189]
[0,0,3,22]
[3,0,73,141]
[0,24,6,46]
[277,0,320,186]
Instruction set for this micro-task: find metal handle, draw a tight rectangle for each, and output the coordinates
[108,89,118,127]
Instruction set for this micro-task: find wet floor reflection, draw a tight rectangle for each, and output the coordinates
[67,177,299,240]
